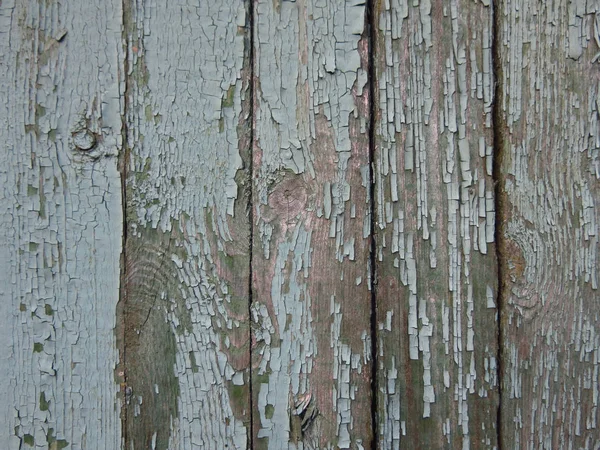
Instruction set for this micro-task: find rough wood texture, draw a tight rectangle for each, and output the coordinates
[373,1,499,448]
[497,1,600,448]
[122,0,252,448]
[251,0,373,447]
[0,0,124,448]
[6,0,600,448]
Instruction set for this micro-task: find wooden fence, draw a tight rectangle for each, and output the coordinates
[1,0,599,448]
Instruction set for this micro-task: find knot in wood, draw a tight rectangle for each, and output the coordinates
[267,176,308,223]
[72,128,96,151]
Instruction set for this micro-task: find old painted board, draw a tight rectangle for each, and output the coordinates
[497,1,600,448]
[122,0,252,448]
[5,0,600,448]
[0,0,124,448]
[251,0,373,447]
[373,0,499,448]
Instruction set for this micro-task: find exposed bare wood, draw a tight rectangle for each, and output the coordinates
[373,1,499,448]
[251,0,373,447]
[122,1,252,448]
[5,0,600,448]
[496,1,600,448]
[0,0,124,448]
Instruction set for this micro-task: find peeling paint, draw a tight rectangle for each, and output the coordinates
[497,1,600,448]
[374,0,499,447]
[123,0,251,448]
[252,0,373,447]
[4,0,598,448]
[0,0,124,448]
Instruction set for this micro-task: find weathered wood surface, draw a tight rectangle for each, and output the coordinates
[373,1,499,448]
[122,0,251,448]
[0,0,124,449]
[3,0,600,449]
[251,0,373,447]
[496,1,600,448]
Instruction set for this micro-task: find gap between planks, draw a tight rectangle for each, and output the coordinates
[248,0,255,448]
[491,3,506,450]
[366,0,379,448]
[119,0,132,446]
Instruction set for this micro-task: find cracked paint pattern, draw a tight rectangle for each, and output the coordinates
[0,0,123,448]
[373,1,499,448]
[253,226,315,445]
[252,0,372,447]
[497,1,600,448]
[123,0,251,448]
[5,1,600,448]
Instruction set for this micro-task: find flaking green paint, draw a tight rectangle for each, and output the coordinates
[265,404,275,420]
[47,428,69,450]
[189,351,199,373]
[39,392,49,411]
[144,105,154,122]
[222,85,236,109]
[23,434,34,446]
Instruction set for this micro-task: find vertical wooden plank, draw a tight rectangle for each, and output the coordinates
[0,0,124,449]
[497,1,600,448]
[252,0,373,447]
[373,1,499,448]
[123,0,252,448]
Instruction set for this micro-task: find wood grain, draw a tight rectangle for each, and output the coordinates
[5,0,600,448]
[0,0,124,448]
[373,1,499,448]
[251,0,373,447]
[122,1,252,448]
[496,1,600,447]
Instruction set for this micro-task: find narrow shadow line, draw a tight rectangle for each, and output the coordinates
[491,3,506,449]
[248,0,255,448]
[119,0,132,446]
[366,0,379,448]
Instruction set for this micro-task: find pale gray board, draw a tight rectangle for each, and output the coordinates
[0,0,124,449]
[252,0,373,448]
[374,0,499,448]
[3,0,600,448]
[123,0,251,448]
[498,0,600,448]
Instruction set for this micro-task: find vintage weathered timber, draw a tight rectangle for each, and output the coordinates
[251,0,373,448]
[374,1,499,448]
[0,1,123,448]
[122,1,252,448]
[1,0,599,449]
[496,1,600,448]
